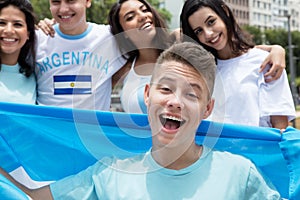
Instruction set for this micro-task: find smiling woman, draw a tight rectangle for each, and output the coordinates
[180,0,296,130]
[0,0,37,104]
[109,0,172,114]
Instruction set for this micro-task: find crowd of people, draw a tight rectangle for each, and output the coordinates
[2,0,294,128]
[0,0,297,199]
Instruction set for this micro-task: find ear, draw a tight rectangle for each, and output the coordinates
[86,0,92,8]
[203,98,215,119]
[144,84,150,107]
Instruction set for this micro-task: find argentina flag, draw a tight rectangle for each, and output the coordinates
[53,75,92,95]
[0,102,299,199]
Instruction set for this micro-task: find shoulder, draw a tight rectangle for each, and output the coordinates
[211,149,252,169]
[89,22,111,33]
[250,47,269,57]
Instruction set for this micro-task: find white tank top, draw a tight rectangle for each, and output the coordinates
[120,58,151,114]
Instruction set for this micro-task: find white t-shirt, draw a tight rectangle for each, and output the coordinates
[35,23,125,110]
[50,146,280,199]
[209,48,295,127]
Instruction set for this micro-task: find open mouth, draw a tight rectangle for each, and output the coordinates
[1,38,17,43]
[159,114,186,130]
[59,14,75,20]
[139,22,152,30]
[208,33,221,44]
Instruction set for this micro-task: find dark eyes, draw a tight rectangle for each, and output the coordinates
[160,87,172,92]
[193,18,216,35]
[194,28,202,35]
[0,21,24,28]
[159,86,199,99]
[125,6,150,22]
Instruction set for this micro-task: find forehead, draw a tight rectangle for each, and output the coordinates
[154,61,205,85]
[188,7,217,25]
[119,0,145,14]
[0,5,25,19]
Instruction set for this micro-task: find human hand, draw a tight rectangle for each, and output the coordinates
[257,45,286,83]
[36,18,56,37]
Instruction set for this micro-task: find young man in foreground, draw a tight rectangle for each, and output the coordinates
[0,42,280,199]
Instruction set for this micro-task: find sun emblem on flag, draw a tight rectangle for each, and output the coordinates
[70,82,75,87]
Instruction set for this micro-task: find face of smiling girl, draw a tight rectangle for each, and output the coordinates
[0,5,29,64]
[119,0,156,47]
[188,7,232,59]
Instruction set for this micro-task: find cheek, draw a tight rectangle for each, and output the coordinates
[197,34,206,43]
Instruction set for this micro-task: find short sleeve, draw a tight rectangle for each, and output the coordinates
[259,70,295,123]
[50,158,113,200]
[245,162,281,200]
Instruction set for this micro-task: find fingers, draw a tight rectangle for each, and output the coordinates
[280,129,286,134]
[36,18,56,37]
[264,67,284,83]
[260,53,285,82]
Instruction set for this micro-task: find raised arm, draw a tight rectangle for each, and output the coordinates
[0,168,53,200]
[257,44,286,83]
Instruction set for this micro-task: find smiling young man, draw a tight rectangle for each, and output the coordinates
[0,42,280,199]
[35,0,125,110]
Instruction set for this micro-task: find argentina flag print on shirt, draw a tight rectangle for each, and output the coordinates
[53,75,92,95]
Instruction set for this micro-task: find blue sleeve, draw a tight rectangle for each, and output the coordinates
[50,158,112,200]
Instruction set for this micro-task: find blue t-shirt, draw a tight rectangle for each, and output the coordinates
[0,64,36,104]
[50,146,280,200]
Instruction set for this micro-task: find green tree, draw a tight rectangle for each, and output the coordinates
[264,29,300,88]
[147,0,171,24]
[86,0,115,24]
[31,0,51,20]
[242,25,263,45]
[31,0,171,25]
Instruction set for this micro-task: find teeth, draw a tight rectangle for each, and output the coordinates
[2,38,15,42]
[162,114,182,122]
[210,36,219,43]
[140,22,151,30]
[61,15,71,19]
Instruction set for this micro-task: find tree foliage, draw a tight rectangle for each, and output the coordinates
[31,0,51,20]
[31,0,171,25]
[242,25,263,45]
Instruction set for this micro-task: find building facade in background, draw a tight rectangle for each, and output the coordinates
[159,0,300,31]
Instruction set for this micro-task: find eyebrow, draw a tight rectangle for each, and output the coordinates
[123,4,146,19]
[204,15,214,24]
[192,15,214,32]
[157,77,203,91]
[190,83,202,92]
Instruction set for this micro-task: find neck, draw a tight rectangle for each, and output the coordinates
[1,54,18,65]
[59,21,88,35]
[138,48,160,63]
[151,143,202,170]
[134,48,160,76]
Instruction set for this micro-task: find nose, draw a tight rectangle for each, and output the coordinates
[3,23,14,34]
[137,11,147,22]
[166,93,183,110]
[59,1,69,12]
[203,27,213,38]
